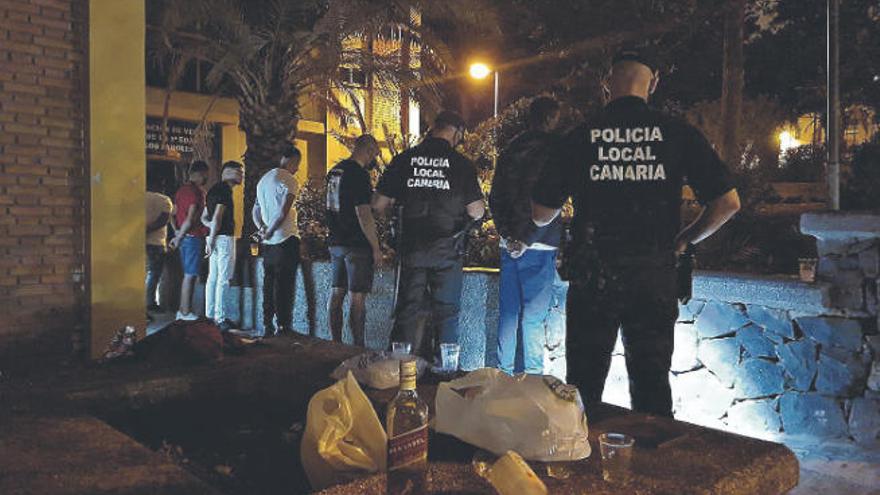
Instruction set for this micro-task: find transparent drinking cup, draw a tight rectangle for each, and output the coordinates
[391,341,412,356]
[599,432,635,483]
[439,343,460,372]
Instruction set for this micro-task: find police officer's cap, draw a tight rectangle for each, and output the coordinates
[612,46,659,73]
[434,110,466,130]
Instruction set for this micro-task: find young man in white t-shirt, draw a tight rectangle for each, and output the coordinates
[252,145,301,336]
[145,175,173,313]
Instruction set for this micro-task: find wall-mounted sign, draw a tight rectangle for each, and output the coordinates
[146,117,216,156]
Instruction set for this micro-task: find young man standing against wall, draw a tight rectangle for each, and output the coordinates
[145,173,173,316]
[170,161,209,321]
[253,146,302,337]
[490,96,563,375]
[325,135,382,346]
[203,161,244,331]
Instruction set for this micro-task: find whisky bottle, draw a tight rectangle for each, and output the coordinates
[386,359,429,495]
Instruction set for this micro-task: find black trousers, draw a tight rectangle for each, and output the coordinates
[262,236,300,333]
[391,239,464,362]
[566,257,678,417]
[145,245,166,308]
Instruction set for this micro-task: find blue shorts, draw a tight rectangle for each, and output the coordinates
[330,246,374,293]
[179,236,205,276]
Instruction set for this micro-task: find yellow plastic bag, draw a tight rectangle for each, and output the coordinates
[301,371,388,490]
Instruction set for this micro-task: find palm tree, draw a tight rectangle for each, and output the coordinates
[150,0,497,235]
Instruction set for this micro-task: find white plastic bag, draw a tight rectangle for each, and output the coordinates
[300,371,388,491]
[330,351,428,390]
[434,368,591,462]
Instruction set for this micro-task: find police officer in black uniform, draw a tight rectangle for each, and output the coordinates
[531,49,741,417]
[373,111,485,362]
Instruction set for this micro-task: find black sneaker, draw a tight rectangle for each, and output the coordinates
[217,320,237,332]
[262,324,277,338]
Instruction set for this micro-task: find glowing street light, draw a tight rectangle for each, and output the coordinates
[469,62,492,80]
[468,62,499,119]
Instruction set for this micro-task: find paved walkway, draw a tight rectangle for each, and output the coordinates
[787,439,880,495]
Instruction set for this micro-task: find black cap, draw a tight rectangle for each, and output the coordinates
[434,110,465,130]
[612,46,659,73]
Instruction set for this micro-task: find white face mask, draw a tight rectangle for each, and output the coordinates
[221,168,243,183]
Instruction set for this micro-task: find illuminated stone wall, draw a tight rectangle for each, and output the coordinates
[605,212,880,446]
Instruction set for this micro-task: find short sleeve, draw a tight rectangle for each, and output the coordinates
[175,187,195,210]
[459,159,483,205]
[280,172,298,198]
[681,124,735,204]
[532,129,580,209]
[161,195,173,214]
[348,168,373,206]
[376,155,406,199]
[221,187,234,207]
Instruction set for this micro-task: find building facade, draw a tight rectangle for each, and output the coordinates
[0,0,418,358]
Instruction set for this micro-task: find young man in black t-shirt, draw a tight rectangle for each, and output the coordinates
[203,161,243,330]
[532,49,741,417]
[325,135,381,346]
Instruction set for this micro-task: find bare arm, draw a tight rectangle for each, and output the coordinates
[205,204,225,256]
[252,201,265,232]
[371,192,395,217]
[146,212,169,233]
[200,206,211,228]
[466,199,485,221]
[355,204,383,265]
[674,189,741,254]
[531,201,560,227]
[170,204,197,248]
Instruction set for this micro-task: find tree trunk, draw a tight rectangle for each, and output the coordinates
[240,101,299,237]
[720,0,745,167]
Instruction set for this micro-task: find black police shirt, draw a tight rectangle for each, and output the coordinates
[377,137,483,246]
[206,181,235,236]
[325,159,372,248]
[532,96,734,257]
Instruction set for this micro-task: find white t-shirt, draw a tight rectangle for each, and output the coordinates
[255,168,299,245]
[145,191,173,247]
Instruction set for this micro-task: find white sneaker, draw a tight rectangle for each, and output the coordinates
[176,311,198,321]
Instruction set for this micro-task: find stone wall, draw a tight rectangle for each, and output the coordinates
[0,0,88,349]
[222,260,569,378]
[608,213,879,448]
[649,299,876,444]
[225,213,879,447]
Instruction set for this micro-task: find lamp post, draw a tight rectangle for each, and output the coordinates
[468,62,499,120]
[469,62,500,164]
[827,0,841,210]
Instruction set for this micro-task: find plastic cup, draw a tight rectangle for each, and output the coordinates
[798,257,818,283]
[599,432,635,483]
[546,433,579,479]
[440,343,460,372]
[391,341,412,355]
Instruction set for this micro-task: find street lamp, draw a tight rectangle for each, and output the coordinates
[469,62,499,119]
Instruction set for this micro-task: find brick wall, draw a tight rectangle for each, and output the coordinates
[0,0,88,352]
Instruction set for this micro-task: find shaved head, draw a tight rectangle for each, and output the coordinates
[608,61,658,102]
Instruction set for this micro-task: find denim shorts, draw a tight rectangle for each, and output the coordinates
[179,235,205,276]
[330,246,374,293]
